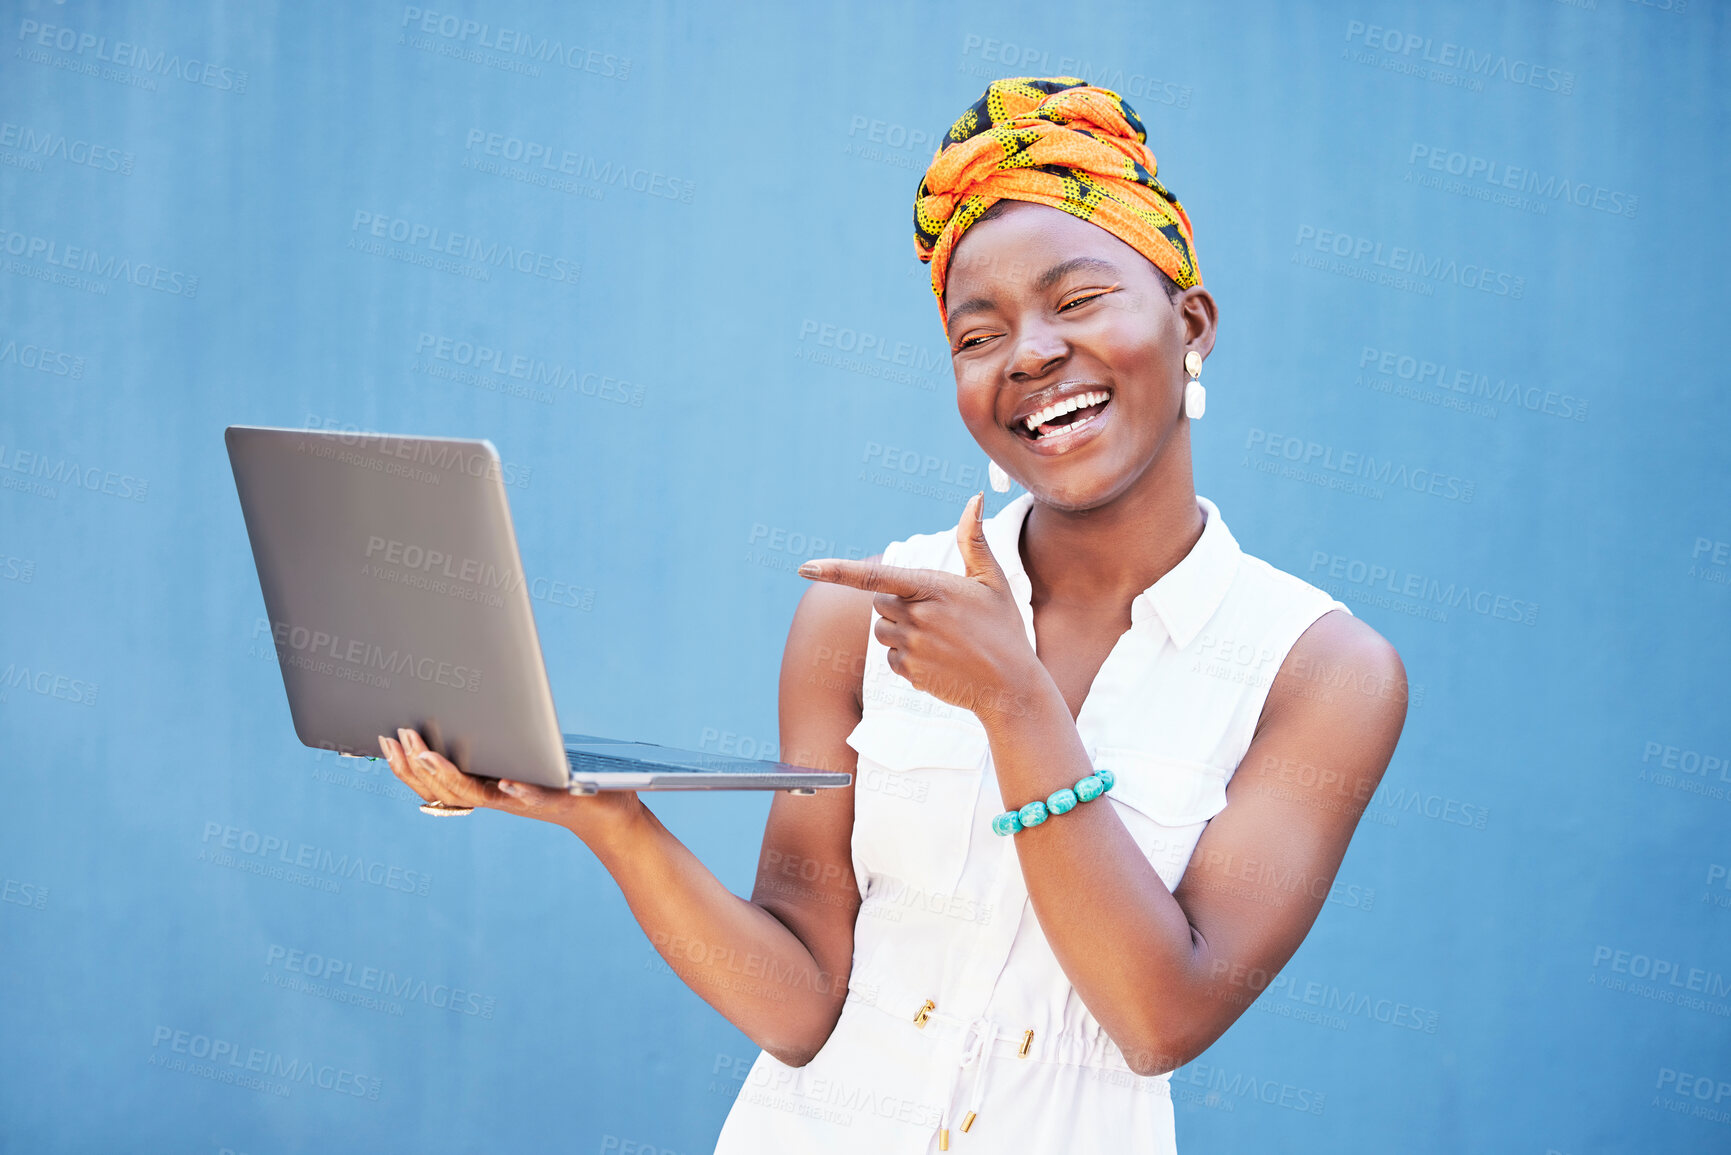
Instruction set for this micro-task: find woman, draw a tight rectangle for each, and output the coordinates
[379,77,1407,1153]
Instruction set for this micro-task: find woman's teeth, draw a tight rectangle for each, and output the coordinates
[1024,391,1110,438]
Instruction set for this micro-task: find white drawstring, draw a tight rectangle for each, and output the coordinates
[960,1018,1001,1131]
[938,1017,1002,1147]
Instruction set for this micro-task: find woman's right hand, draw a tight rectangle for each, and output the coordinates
[378,727,644,847]
[365,575,875,1068]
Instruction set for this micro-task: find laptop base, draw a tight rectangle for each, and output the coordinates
[561,734,850,795]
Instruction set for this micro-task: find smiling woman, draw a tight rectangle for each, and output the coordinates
[718,77,1407,1153]
[380,76,1408,1155]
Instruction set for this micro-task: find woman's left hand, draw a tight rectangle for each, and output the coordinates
[378,727,645,842]
[797,492,1042,726]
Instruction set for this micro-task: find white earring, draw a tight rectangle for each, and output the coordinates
[1183,349,1206,420]
[987,458,1012,493]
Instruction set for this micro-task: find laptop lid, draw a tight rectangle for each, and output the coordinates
[225,425,572,788]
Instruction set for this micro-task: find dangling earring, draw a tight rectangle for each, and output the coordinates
[987,458,1012,493]
[1183,349,1206,420]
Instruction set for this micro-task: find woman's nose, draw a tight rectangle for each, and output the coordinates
[1007,325,1069,380]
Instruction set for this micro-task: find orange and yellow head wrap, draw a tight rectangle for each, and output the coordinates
[913,76,1201,322]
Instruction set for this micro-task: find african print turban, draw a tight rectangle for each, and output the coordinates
[913,76,1201,322]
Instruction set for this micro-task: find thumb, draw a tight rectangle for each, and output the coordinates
[496,779,561,809]
[957,492,1007,590]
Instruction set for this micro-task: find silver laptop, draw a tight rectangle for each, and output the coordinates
[225,424,850,796]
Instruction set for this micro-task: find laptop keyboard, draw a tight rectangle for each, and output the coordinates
[567,750,644,775]
[564,747,771,775]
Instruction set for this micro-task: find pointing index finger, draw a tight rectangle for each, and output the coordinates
[797,557,938,598]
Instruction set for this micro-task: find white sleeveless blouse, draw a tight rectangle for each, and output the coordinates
[714,492,1350,1154]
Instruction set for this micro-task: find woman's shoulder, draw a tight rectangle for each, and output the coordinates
[1230,546,1348,615]
[1222,542,1408,727]
[792,551,883,628]
[875,517,964,570]
[1199,497,1349,624]
[872,494,1030,572]
[781,552,883,714]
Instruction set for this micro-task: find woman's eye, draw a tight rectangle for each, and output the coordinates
[957,333,994,350]
[1060,293,1104,311]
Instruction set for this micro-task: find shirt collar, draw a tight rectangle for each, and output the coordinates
[983,490,1241,651]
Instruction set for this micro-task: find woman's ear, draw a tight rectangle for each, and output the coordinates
[1178,286,1219,360]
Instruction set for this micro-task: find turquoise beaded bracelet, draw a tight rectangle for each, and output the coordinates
[992,768,1116,836]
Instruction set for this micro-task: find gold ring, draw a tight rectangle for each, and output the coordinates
[419,801,474,817]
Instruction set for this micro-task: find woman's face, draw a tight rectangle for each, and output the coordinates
[943,200,1215,511]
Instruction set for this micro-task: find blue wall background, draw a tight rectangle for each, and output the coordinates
[2,1,1727,1152]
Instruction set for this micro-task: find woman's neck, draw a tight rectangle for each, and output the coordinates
[1016,438,1205,612]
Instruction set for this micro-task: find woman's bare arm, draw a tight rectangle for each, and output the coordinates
[984,609,1407,1074]
[595,574,872,1065]
[379,568,876,1066]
